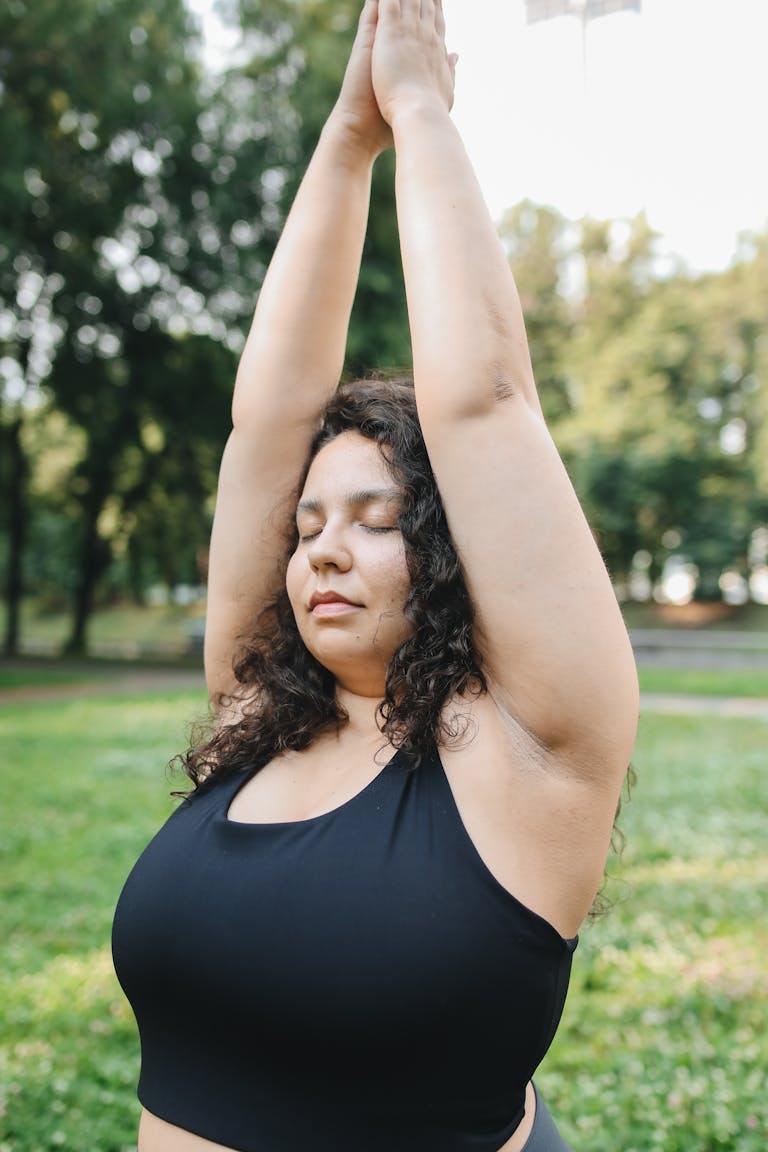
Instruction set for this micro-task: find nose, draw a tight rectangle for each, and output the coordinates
[307,522,352,572]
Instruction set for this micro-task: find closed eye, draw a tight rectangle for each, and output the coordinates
[296,521,398,542]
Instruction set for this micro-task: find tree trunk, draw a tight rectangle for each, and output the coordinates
[64,473,111,655]
[3,411,27,656]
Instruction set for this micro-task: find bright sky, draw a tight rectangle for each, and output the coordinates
[191,0,768,273]
[444,0,768,272]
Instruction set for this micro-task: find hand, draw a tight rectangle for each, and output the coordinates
[372,0,458,126]
[330,0,393,158]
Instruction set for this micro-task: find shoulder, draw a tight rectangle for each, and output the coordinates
[438,685,629,854]
[437,690,628,936]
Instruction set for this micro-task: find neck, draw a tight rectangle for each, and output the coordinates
[335,685,386,739]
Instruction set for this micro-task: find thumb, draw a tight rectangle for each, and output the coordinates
[448,53,458,107]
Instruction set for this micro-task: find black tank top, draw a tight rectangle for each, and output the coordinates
[112,743,577,1152]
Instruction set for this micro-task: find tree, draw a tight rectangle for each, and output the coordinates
[0,0,281,651]
[558,213,766,594]
[5,0,764,647]
[1,0,413,654]
[500,201,574,424]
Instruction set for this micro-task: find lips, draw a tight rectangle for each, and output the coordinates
[309,590,361,614]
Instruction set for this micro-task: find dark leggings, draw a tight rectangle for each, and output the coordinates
[519,1085,575,1152]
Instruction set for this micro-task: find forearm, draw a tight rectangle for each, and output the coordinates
[234,120,376,430]
[392,104,540,418]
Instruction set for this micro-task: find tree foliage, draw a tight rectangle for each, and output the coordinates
[1,1,766,653]
[501,206,767,596]
[1,0,413,654]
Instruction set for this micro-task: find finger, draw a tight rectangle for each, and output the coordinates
[379,0,401,20]
[356,0,379,41]
[355,0,374,34]
[434,0,446,38]
[447,52,458,110]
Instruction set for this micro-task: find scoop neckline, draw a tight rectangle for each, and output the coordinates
[220,744,407,830]
[216,744,578,949]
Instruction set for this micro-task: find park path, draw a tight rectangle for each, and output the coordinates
[0,666,206,706]
[1,666,768,718]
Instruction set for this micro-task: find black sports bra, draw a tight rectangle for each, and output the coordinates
[112,743,576,1152]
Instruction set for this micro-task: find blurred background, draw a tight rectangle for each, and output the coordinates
[1,0,767,661]
[1,6,767,1150]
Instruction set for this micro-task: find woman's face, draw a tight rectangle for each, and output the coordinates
[286,432,413,697]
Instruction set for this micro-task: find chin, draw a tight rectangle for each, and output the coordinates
[301,638,389,694]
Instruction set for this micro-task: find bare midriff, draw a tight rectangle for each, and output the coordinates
[137,1081,536,1152]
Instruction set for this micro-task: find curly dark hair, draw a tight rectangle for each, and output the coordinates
[179,377,486,792]
[176,375,632,917]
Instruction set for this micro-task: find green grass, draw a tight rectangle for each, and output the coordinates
[543,711,767,1149]
[0,665,97,690]
[0,690,209,1152]
[11,599,204,658]
[1,694,766,1151]
[637,666,768,698]
[3,658,767,700]
[0,657,201,693]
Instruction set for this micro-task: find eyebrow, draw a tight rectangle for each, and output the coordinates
[296,487,402,516]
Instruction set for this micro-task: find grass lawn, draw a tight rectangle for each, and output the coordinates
[1,692,766,1151]
[0,664,102,691]
[637,666,768,698]
[2,657,768,700]
[0,657,203,693]
[11,600,204,659]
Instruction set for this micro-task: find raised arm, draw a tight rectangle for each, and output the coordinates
[373,1,638,777]
[205,1,391,701]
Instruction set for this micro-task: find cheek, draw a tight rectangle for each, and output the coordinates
[285,551,303,611]
[380,555,415,651]
[376,542,411,609]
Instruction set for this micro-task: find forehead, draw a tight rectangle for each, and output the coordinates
[301,432,395,496]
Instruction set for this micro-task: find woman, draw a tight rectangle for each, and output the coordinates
[112,3,639,1150]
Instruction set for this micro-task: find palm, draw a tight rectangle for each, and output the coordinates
[335,3,393,154]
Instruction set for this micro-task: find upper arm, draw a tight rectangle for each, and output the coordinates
[387,103,637,777]
[204,419,310,703]
[420,394,639,774]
